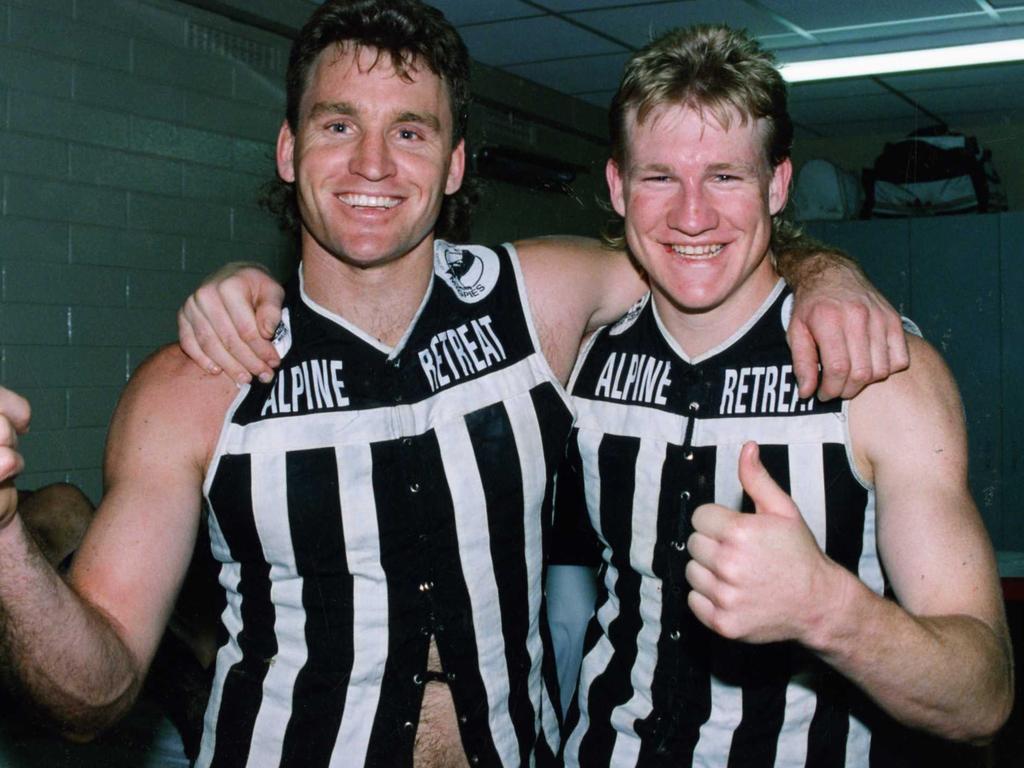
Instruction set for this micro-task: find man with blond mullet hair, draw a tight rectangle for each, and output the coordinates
[551,25,1012,767]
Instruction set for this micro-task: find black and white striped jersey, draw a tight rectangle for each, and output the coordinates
[198,241,573,768]
[555,281,892,767]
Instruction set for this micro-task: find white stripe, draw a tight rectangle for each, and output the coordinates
[436,419,519,766]
[247,453,307,767]
[694,442,744,765]
[329,444,388,767]
[608,439,667,764]
[195,512,243,768]
[857,492,883,594]
[790,443,827,549]
[772,444,826,767]
[846,712,873,767]
[775,675,817,767]
[506,400,560,753]
[223,357,549,454]
[574,399,846,448]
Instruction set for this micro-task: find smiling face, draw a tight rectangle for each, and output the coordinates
[607,102,791,345]
[277,44,465,272]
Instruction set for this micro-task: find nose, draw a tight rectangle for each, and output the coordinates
[666,180,718,235]
[349,131,396,181]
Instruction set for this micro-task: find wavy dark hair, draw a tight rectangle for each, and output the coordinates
[603,25,794,252]
[263,0,475,241]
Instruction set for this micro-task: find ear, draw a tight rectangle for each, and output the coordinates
[276,120,297,184]
[445,139,466,195]
[768,157,793,216]
[606,158,627,218]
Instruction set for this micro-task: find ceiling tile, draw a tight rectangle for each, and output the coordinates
[427,0,539,26]
[569,0,794,47]
[459,16,629,67]
[913,83,1024,116]
[757,0,979,31]
[536,0,667,10]
[789,78,891,100]
[811,14,997,45]
[505,52,633,96]
[790,92,919,126]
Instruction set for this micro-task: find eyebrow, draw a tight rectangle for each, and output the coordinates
[631,162,674,175]
[707,161,760,175]
[308,101,357,120]
[395,111,442,132]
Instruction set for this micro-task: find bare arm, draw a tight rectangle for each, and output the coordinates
[817,335,1012,739]
[0,352,232,737]
[686,337,1012,741]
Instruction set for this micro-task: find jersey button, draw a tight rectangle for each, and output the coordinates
[409,481,421,493]
[669,629,681,641]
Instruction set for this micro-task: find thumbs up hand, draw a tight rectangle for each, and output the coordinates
[685,441,841,645]
[0,387,30,531]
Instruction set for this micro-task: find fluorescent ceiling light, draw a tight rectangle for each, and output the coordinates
[779,38,1024,82]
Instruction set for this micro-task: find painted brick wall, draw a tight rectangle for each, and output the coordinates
[0,0,296,501]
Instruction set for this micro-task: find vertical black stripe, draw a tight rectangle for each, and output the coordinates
[823,443,869,574]
[806,443,871,764]
[207,455,276,768]
[550,426,601,567]
[467,402,535,764]
[364,436,432,768]
[806,663,852,768]
[280,448,353,766]
[577,434,642,767]
[727,444,791,767]
[646,443,715,764]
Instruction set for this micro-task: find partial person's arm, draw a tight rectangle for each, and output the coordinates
[176,237,907,394]
[0,352,231,738]
[685,336,1013,742]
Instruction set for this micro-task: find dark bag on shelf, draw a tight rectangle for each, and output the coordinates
[863,127,1003,217]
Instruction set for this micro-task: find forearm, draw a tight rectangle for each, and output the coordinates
[809,566,1013,742]
[773,228,863,290]
[0,515,141,737]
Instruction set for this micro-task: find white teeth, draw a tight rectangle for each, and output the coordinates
[670,243,723,258]
[339,194,400,209]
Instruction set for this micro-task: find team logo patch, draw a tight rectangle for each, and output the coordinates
[609,294,649,336]
[435,242,500,303]
[272,307,293,358]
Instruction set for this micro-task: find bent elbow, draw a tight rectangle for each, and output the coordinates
[952,668,1015,745]
[50,673,143,743]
